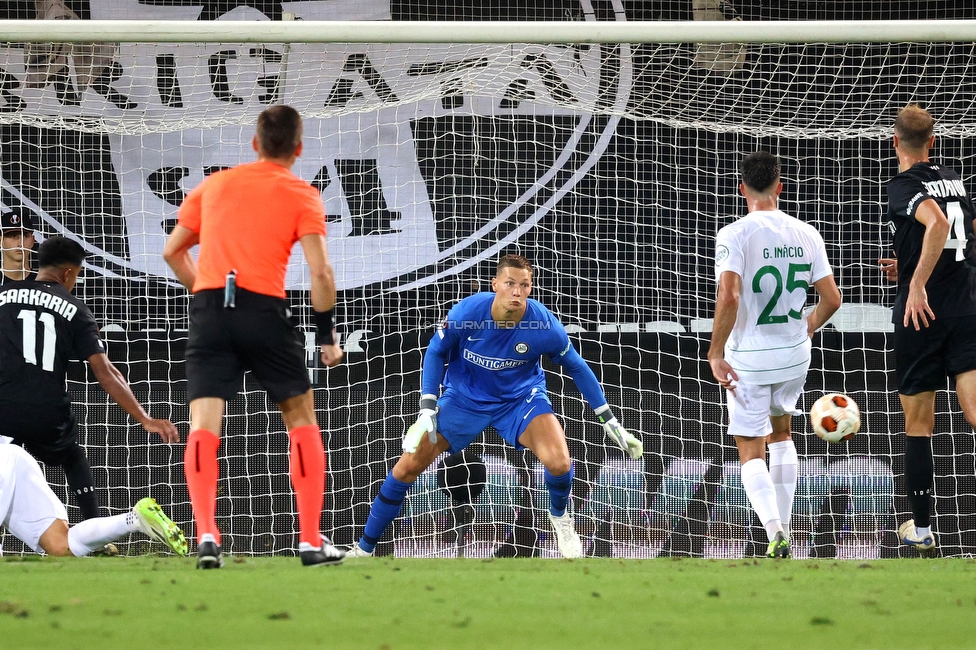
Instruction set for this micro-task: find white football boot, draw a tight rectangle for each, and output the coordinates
[898,519,937,558]
[548,511,583,559]
[344,542,375,558]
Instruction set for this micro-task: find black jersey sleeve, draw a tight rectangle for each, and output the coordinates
[886,174,932,222]
[70,303,105,361]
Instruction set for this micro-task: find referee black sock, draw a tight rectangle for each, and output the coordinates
[904,435,933,528]
[63,446,102,520]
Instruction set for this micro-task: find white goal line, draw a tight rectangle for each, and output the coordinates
[0,19,975,45]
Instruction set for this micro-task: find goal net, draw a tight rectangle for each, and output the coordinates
[2,2,975,559]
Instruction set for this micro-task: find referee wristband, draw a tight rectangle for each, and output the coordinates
[313,308,336,345]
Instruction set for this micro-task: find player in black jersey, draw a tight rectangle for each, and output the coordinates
[1,208,37,285]
[0,236,178,523]
[879,104,976,557]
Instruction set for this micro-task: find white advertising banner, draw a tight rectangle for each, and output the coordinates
[0,0,631,290]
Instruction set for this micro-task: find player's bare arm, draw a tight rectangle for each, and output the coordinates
[162,224,200,290]
[708,270,741,395]
[806,274,843,338]
[88,352,179,443]
[299,232,342,367]
[905,198,950,330]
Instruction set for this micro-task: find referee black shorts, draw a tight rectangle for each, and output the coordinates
[186,288,311,404]
[895,313,976,395]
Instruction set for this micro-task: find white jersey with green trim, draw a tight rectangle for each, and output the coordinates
[714,209,832,384]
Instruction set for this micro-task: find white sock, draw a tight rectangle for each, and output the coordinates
[740,458,783,542]
[67,512,139,557]
[768,440,798,535]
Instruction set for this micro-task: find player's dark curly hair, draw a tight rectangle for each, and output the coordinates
[38,235,86,269]
[256,105,303,158]
[496,254,533,276]
[741,151,780,194]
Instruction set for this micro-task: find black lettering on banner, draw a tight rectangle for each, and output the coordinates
[500,79,535,109]
[438,78,464,110]
[311,166,332,193]
[250,47,282,105]
[324,78,360,107]
[203,166,231,177]
[324,54,398,107]
[156,54,184,108]
[310,166,342,224]
[149,166,229,233]
[407,58,489,110]
[147,166,189,234]
[334,158,401,236]
[92,61,136,110]
[520,53,577,104]
[209,50,243,104]
[147,167,189,207]
[567,44,591,74]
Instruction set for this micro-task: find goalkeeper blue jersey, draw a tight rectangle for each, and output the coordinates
[422,292,608,409]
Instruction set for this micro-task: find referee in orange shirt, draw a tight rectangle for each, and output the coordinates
[163,105,344,568]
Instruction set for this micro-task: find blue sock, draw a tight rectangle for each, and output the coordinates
[359,473,412,552]
[545,464,574,517]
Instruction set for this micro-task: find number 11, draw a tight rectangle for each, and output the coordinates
[18,309,57,372]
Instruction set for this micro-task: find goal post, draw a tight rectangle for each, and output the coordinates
[0,12,974,559]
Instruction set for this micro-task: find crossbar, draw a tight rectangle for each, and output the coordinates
[0,19,974,44]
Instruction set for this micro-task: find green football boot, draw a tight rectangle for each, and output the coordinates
[134,497,188,556]
[766,531,791,559]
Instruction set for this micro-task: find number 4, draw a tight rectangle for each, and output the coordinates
[945,201,967,262]
[18,309,57,372]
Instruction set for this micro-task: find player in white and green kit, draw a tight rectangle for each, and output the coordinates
[708,151,842,558]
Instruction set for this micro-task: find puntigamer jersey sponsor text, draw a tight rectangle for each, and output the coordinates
[429,293,571,403]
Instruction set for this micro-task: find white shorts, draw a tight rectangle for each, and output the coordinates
[0,445,68,552]
[726,376,805,439]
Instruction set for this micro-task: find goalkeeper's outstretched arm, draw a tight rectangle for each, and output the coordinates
[401,327,452,454]
[420,327,452,398]
[553,343,643,459]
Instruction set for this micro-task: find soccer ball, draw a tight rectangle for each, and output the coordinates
[810,393,860,443]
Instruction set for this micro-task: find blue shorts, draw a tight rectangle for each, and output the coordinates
[436,386,555,454]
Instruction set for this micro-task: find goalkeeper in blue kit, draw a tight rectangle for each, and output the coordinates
[347,255,642,558]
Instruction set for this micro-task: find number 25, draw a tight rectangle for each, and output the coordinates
[753,263,812,325]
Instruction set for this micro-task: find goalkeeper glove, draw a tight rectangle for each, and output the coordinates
[595,405,643,459]
[403,395,438,454]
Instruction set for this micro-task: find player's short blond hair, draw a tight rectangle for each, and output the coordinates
[894,104,934,152]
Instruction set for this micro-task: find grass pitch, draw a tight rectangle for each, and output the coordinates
[2,555,975,649]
